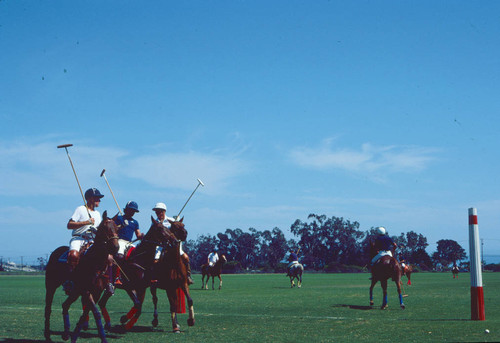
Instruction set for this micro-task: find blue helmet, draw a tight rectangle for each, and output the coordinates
[84,188,104,200]
[125,201,139,212]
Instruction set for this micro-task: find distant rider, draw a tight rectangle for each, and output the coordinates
[207,249,219,267]
[286,249,299,276]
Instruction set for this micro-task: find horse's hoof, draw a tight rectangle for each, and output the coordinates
[187,318,195,326]
[369,300,374,306]
[62,332,70,341]
[152,318,158,327]
[381,304,388,310]
[173,327,181,333]
[401,304,406,310]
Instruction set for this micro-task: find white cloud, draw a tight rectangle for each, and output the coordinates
[125,151,250,194]
[0,139,250,196]
[289,139,439,178]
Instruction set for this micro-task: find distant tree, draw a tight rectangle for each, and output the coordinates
[393,230,432,269]
[432,239,467,268]
[290,214,364,269]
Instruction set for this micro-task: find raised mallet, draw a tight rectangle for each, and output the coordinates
[100,169,122,215]
[57,144,90,216]
[176,178,204,220]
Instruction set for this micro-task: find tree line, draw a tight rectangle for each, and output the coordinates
[183,213,468,273]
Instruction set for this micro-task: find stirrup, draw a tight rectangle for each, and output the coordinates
[106,282,115,295]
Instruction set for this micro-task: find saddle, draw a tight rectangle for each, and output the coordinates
[57,243,92,264]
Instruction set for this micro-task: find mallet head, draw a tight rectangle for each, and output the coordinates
[100,169,106,177]
[57,144,73,149]
[197,178,205,187]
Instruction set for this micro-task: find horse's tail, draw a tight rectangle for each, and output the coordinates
[391,259,401,282]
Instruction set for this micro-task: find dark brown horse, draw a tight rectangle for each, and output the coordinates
[201,254,227,290]
[44,211,119,342]
[452,265,459,279]
[98,216,194,333]
[369,242,405,310]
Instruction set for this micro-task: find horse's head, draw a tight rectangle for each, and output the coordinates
[146,216,177,245]
[167,217,188,242]
[94,211,120,255]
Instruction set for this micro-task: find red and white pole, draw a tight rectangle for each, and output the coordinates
[468,207,485,320]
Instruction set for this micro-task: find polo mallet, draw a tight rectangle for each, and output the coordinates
[100,169,122,215]
[57,144,91,217]
[176,178,204,220]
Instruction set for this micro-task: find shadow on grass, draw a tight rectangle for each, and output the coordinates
[332,304,373,310]
[0,340,48,343]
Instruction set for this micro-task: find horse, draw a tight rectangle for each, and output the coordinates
[452,265,459,279]
[44,211,119,342]
[288,263,304,288]
[369,242,405,310]
[201,254,227,290]
[97,216,194,333]
[401,263,413,285]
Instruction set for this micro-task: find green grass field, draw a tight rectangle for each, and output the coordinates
[1,272,499,342]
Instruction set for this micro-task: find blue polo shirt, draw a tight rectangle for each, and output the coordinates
[375,235,394,251]
[114,215,139,241]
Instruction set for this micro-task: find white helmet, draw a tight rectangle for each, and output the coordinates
[152,202,167,211]
[377,226,386,235]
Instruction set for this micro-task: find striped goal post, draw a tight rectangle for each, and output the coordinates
[468,208,485,320]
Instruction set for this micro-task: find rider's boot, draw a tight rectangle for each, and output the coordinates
[105,263,115,295]
[63,250,79,295]
[182,254,194,285]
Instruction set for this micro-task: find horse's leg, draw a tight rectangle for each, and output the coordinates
[395,280,405,309]
[151,285,159,327]
[98,289,113,330]
[70,301,91,343]
[122,288,144,330]
[61,293,80,341]
[72,293,108,343]
[180,283,195,327]
[218,275,222,290]
[380,279,388,309]
[80,298,89,331]
[369,279,376,307]
[298,273,302,288]
[211,275,215,290]
[166,287,181,333]
[44,282,58,341]
[201,273,205,289]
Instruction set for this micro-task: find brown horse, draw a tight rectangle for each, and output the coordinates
[150,228,195,331]
[452,265,459,279]
[201,254,227,290]
[44,211,119,342]
[369,242,405,310]
[98,217,194,333]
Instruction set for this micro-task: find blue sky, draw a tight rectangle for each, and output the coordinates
[2,1,500,265]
